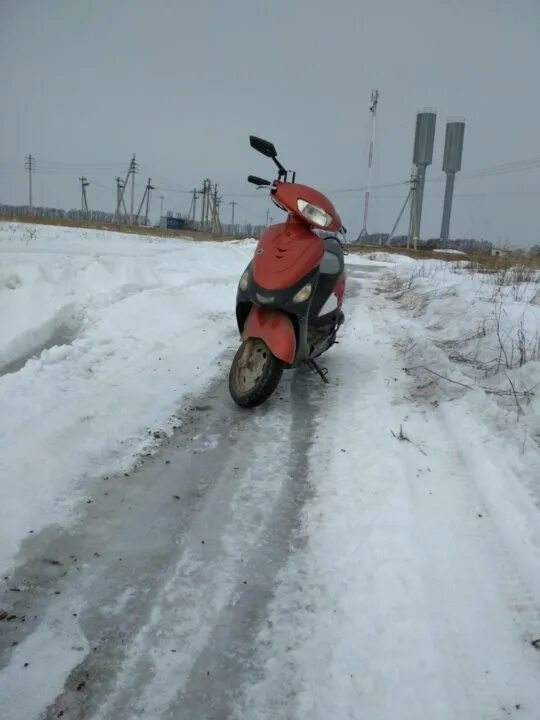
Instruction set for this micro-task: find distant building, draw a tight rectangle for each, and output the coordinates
[164,213,184,230]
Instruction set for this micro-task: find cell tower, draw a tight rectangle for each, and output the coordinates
[440,120,465,240]
[386,109,436,249]
[411,111,437,248]
[358,89,379,240]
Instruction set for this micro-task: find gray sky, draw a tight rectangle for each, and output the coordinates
[1,0,539,245]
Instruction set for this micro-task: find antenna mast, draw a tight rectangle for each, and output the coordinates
[358,89,379,240]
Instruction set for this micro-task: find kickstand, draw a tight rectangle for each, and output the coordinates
[308,359,330,384]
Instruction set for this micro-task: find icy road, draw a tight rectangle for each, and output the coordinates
[1,224,540,720]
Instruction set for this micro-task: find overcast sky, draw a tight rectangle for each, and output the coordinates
[1,0,539,245]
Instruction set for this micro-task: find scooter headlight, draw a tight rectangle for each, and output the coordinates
[297,198,333,228]
[293,283,312,303]
[239,270,249,291]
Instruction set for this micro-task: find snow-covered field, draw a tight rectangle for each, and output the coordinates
[1,223,540,720]
[0,223,254,573]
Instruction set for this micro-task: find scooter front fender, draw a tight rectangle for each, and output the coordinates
[242,307,296,365]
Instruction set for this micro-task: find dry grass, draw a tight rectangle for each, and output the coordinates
[348,242,540,270]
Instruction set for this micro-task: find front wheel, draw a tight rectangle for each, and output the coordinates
[229,338,284,408]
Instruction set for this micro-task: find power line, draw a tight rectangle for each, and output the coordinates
[35,169,125,177]
[87,179,115,191]
[461,156,540,176]
[325,181,408,194]
[154,186,194,194]
[35,157,127,168]
[425,157,540,186]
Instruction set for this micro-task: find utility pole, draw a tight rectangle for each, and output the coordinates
[115,176,128,221]
[135,177,154,225]
[144,178,154,226]
[187,188,199,224]
[229,200,237,231]
[200,179,208,229]
[407,174,418,249]
[160,195,164,220]
[129,154,138,225]
[114,155,136,224]
[210,183,222,234]
[116,177,122,219]
[205,179,212,229]
[358,89,379,240]
[80,176,89,216]
[212,184,218,232]
[191,188,198,223]
[25,154,34,210]
[386,173,417,248]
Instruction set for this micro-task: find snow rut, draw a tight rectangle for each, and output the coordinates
[0,304,83,377]
[0,365,322,720]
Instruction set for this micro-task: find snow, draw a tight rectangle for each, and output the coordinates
[348,249,416,266]
[0,597,89,720]
[234,260,540,719]
[382,258,540,443]
[433,247,467,255]
[0,222,254,574]
[2,223,540,719]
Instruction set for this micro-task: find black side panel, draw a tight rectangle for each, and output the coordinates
[236,301,252,334]
[309,273,336,319]
[322,237,345,272]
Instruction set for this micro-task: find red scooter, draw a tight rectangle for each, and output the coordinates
[229,136,346,407]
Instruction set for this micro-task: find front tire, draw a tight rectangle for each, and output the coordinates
[229,338,284,408]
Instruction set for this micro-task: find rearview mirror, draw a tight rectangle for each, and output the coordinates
[247,175,271,186]
[250,136,277,158]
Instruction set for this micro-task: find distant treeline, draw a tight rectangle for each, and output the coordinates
[0,204,116,223]
[0,204,264,236]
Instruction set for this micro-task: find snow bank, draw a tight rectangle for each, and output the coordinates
[365,250,416,265]
[0,222,253,574]
[346,250,416,268]
[433,248,466,255]
[383,256,540,448]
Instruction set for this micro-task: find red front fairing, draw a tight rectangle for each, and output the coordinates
[273,181,342,232]
[252,220,324,291]
[242,307,296,364]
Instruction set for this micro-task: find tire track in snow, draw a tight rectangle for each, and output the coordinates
[0,359,323,720]
[395,410,540,718]
[231,267,540,720]
[368,287,540,719]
